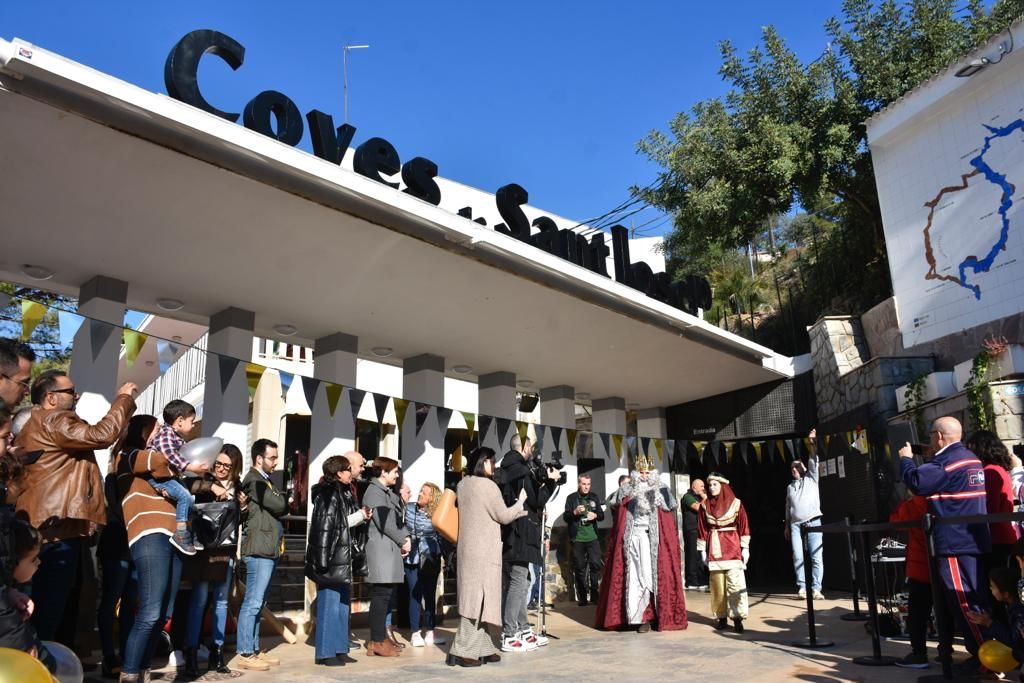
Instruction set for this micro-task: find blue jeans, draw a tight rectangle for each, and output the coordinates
[528,562,542,604]
[123,534,180,674]
[185,558,235,648]
[790,518,823,591]
[149,478,193,523]
[404,565,438,630]
[314,584,350,660]
[29,537,83,641]
[96,556,137,660]
[237,556,277,655]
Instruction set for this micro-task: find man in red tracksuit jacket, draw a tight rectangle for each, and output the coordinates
[900,416,991,674]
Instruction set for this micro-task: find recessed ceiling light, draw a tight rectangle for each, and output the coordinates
[452,364,473,374]
[576,392,591,400]
[156,298,184,312]
[371,346,394,358]
[145,360,155,367]
[273,324,297,337]
[517,379,534,388]
[20,264,54,281]
[171,336,183,343]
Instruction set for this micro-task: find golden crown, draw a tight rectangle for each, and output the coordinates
[636,452,654,472]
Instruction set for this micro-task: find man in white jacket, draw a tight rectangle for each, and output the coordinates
[784,429,823,600]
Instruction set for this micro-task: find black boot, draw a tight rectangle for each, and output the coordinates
[733,618,744,633]
[208,644,231,674]
[183,647,201,679]
[714,617,728,631]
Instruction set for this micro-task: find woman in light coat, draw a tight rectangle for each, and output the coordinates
[447,447,527,667]
[363,457,410,657]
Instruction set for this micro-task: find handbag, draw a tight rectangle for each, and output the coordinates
[193,500,240,548]
[431,488,458,544]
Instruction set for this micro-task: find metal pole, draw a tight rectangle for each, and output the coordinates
[840,514,868,622]
[343,48,349,123]
[852,529,896,665]
[791,522,834,648]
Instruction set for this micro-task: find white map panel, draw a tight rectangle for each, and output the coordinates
[870,63,1024,347]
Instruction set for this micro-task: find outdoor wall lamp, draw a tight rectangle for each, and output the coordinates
[955,28,1013,77]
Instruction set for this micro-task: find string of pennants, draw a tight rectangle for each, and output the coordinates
[3,293,885,470]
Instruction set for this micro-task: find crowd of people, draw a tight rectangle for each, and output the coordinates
[8,329,1024,678]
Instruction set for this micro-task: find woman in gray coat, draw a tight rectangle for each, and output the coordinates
[447,447,527,667]
[363,457,410,657]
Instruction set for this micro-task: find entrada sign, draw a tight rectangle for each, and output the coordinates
[165,30,711,315]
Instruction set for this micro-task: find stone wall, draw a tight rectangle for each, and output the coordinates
[809,316,871,421]
[861,297,904,357]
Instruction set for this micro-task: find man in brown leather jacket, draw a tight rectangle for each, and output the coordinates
[15,369,137,641]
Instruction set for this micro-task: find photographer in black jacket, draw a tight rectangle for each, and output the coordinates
[563,474,605,606]
[498,434,559,652]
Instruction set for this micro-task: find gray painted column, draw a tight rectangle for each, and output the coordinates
[402,354,445,501]
[636,408,667,439]
[201,307,254,456]
[539,384,576,518]
[69,275,127,476]
[309,332,358,481]
[478,371,516,454]
[593,396,628,495]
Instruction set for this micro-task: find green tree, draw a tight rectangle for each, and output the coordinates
[638,0,1024,350]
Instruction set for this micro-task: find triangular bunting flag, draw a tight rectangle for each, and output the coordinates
[611,434,624,460]
[219,355,238,394]
[724,442,734,464]
[302,376,321,413]
[373,393,390,424]
[599,432,611,460]
[548,426,563,453]
[885,443,892,460]
[123,329,148,368]
[156,339,180,374]
[245,363,266,399]
[776,440,787,463]
[394,398,411,429]
[436,407,453,435]
[567,429,578,456]
[640,436,651,456]
[479,415,493,442]
[533,425,546,452]
[515,421,529,444]
[324,384,344,418]
[415,403,431,436]
[625,435,637,459]
[752,441,763,463]
[692,440,705,458]
[654,439,664,462]
[803,437,813,454]
[57,310,85,347]
[278,370,295,401]
[349,388,366,423]
[20,300,47,341]
[461,412,476,439]
[496,418,513,445]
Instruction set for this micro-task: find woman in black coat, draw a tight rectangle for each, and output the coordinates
[305,455,371,666]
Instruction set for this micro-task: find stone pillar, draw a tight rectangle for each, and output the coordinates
[478,371,516,454]
[402,354,445,500]
[593,397,628,496]
[69,276,127,476]
[808,315,871,424]
[201,307,254,458]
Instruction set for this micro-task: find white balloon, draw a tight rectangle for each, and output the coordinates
[41,641,83,683]
[179,437,224,467]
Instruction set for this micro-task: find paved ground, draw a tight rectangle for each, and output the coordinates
[119,591,971,682]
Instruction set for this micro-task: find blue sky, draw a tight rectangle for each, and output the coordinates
[2,0,846,238]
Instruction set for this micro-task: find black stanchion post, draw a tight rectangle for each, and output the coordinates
[840,513,868,622]
[852,528,896,666]
[791,521,834,648]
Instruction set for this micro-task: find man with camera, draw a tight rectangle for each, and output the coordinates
[498,434,560,652]
[563,474,605,606]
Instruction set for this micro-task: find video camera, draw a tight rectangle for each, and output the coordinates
[531,450,567,486]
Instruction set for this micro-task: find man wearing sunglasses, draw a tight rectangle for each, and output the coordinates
[15,369,138,641]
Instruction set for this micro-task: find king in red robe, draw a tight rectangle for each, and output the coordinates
[595,466,687,631]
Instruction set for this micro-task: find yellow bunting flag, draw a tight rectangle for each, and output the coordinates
[823,434,831,449]
[567,429,578,456]
[776,440,786,462]
[724,442,734,463]
[394,398,410,429]
[20,300,47,341]
[753,441,763,463]
[461,412,476,439]
[324,383,344,418]
[516,421,529,444]
[803,438,812,454]
[654,439,664,463]
[123,329,148,368]
[245,362,266,399]
[885,443,892,461]
[692,441,705,458]
[611,434,624,460]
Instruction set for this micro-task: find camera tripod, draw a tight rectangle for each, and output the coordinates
[534,484,562,639]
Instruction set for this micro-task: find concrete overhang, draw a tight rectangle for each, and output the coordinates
[0,37,793,409]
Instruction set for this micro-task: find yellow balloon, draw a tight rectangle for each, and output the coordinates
[0,647,53,683]
[979,639,1020,674]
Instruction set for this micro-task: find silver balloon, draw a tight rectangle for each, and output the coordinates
[178,436,224,468]
[41,641,83,683]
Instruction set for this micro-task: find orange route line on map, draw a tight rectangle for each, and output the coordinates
[922,169,981,285]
